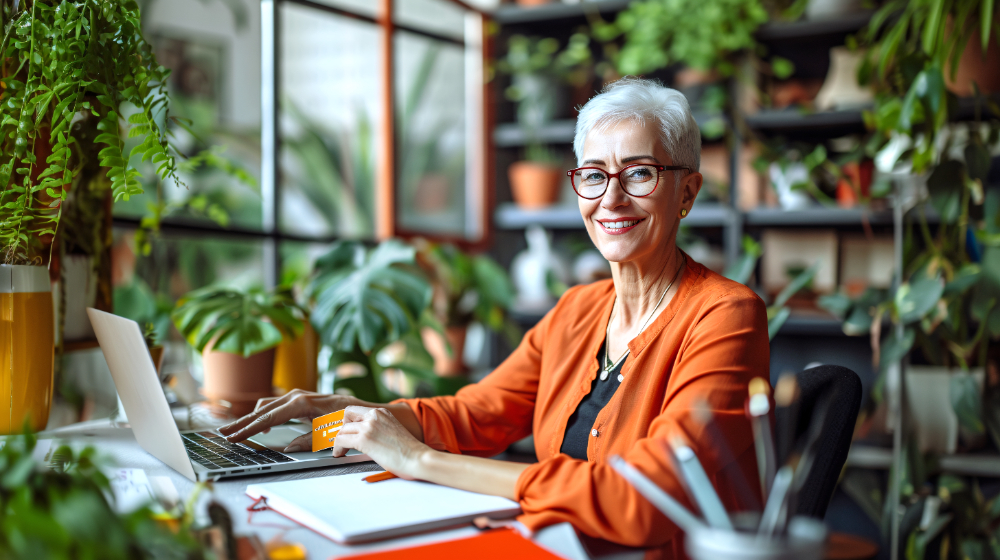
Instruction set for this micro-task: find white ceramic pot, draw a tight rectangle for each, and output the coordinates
[815,47,874,111]
[768,162,812,210]
[805,0,863,20]
[511,225,570,312]
[58,254,98,342]
[905,366,984,454]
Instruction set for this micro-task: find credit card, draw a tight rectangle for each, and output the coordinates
[311,409,345,452]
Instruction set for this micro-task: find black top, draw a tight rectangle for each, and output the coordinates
[560,342,626,460]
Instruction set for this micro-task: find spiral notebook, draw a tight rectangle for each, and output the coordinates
[245,472,522,544]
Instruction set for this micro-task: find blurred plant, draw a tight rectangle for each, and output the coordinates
[498,34,591,164]
[0,0,189,265]
[282,102,375,237]
[172,286,305,358]
[414,240,521,346]
[308,240,434,402]
[725,234,819,339]
[858,0,1000,173]
[0,431,207,559]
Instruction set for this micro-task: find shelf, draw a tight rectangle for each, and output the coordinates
[744,206,894,227]
[745,108,867,136]
[493,0,631,24]
[494,120,576,148]
[847,446,1000,477]
[494,112,726,148]
[755,12,873,42]
[775,313,846,336]
[495,202,734,230]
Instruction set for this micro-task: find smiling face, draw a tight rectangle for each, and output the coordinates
[578,119,702,266]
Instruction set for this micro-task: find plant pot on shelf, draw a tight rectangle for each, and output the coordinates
[905,366,984,454]
[273,322,320,393]
[945,26,1000,96]
[200,344,276,418]
[421,326,469,377]
[515,0,553,7]
[815,47,874,111]
[0,265,55,433]
[508,161,562,209]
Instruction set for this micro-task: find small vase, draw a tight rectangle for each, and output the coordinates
[201,344,276,418]
[815,47,873,111]
[905,366,984,454]
[768,162,812,210]
[273,322,320,393]
[0,265,55,433]
[508,161,563,209]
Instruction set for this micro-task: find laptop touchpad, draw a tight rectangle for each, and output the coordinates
[247,425,308,451]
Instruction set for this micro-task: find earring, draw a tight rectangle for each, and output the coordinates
[679,208,688,218]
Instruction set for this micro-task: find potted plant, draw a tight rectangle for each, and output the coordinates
[308,239,437,402]
[499,35,581,209]
[0,432,210,558]
[414,240,519,377]
[819,0,1000,456]
[172,286,305,417]
[0,0,191,433]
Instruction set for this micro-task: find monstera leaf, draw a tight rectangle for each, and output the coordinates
[309,240,431,354]
[172,287,304,358]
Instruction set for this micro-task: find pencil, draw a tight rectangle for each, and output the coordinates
[669,437,733,530]
[364,471,398,483]
[691,399,761,511]
[748,377,776,499]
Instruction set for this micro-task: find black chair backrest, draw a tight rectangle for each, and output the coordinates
[774,365,862,519]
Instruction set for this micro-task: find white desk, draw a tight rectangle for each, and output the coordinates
[41,419,640,560]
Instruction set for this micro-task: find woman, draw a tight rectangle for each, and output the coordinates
[221,77,769,556]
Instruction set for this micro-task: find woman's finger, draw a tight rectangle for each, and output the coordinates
[342,405,372,423]
[282,433,312,453]
[219,392,299,435]
[224,399,307,442]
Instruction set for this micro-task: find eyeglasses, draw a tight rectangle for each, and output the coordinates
[567,164,691,199]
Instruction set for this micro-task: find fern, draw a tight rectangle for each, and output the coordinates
[0,0,185,264]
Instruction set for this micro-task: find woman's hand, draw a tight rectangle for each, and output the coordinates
[219,389,357,445]
[328,406,434,480]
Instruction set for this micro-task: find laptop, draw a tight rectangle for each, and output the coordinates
[87,308,371,481]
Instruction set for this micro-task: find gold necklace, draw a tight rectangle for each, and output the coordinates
[601,255,686,381]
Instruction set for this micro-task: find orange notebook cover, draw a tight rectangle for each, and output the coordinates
[336,528,562,560]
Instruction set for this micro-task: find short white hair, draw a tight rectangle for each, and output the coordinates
[573,77,700,173]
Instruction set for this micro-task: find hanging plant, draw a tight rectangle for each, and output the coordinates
[0,0,185,264]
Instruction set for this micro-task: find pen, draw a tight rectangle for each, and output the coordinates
[773,374,800,466]
[758,465,794,538]
[364,471,398,483]
[668,438,733,530]
[609,455,705,534]
[747,377,776,498]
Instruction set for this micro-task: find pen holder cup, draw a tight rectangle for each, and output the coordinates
[685,517,827,560]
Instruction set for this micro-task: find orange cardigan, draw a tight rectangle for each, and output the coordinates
[399,259,769,557]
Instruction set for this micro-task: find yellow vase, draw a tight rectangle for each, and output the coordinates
[273,322,319,394]
[0,265,54,434]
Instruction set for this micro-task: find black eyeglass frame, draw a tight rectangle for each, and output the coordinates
[566,164,692,200]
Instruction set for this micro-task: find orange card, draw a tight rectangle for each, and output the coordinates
[311,409,345,452]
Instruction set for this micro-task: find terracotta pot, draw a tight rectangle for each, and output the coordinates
[201,344,275,417]
[508,161,562,209]
[0,265,55,433]
[946,27,1000,96]
[149,346,165,376]
[515,0,552,6]
[273,322,320,394]
[421,326,468,377]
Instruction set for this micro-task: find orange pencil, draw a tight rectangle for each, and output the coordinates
[364,471,398,483]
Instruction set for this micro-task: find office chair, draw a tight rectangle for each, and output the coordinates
[774,364,862,519]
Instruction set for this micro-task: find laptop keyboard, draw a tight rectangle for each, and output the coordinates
[182,432,295,471]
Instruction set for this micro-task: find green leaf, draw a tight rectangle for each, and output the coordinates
[724,235,762,285]
[309,240,431,353]
[767,306,791,340]
[895,268,944,324]
[950,373,984,434]
[771,57,794,79]
[880,327,915,373]
[944,264,981,296]
[773,262,818,308]
[926,160,964,223]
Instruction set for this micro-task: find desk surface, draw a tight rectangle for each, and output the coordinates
[41,419,616,560]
